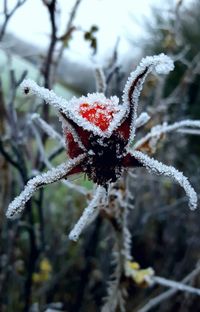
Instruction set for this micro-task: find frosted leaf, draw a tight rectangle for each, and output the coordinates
[122,54,174,145]
[132,150,197,210]
[135,119,200,149]
[6,154,85,219]
[69,186,106,241]
[136,112,151,128]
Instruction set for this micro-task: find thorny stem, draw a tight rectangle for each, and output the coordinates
[101,179,130,312]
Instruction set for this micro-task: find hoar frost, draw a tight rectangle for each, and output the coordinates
[7,53,198,241]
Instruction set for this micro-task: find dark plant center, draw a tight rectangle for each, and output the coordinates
[83,133,127,186]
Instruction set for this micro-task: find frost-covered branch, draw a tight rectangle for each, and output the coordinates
[136,112,151,129]
[6,154,85,219]
[138,262,200,312]
[21,79,70,116]
[30,113,65,146]
[135,119,200,149]
[101,250,126,312]
[153,275,200,296]
[69,186,106,241]
[94,67,106,93]
[177,128,200,135]
[132,150,197,210]
[28,114,88,195]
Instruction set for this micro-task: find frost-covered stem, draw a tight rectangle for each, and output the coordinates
[102,223,127,312]
[153,276,200,296]
[102,182,130,312]
[138,262,200,312]
[101,249,125,312]
[94,67,106,93]
[6,154,85,218]
[30,113,65,146]
[122,54,174,144]
[135,119,200,149]
[29,122,52,169]
[132,150,197,210]
[178,128,200,135]
[122,201,133,262]
[21,79,69,115]
[136,112,151,129]
[30,121,84,198]
[69,186,106,241]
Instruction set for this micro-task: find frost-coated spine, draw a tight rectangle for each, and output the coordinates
[122,54,174,145]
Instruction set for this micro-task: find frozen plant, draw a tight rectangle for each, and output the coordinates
[6,53,198,241]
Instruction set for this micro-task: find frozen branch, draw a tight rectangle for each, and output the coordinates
[153,275,200,296]
[136,112,151,128]
[69,186,106,241]
[135,119,200,149]
[6,154,85,219]
[132,150,197,210]
[21,79,70,115]
[138,262,200,312]
[30,113,65,146]
[94,67,106,93]
[177,128,200,135]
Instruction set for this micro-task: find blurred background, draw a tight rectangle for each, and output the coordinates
[0,0,200,311]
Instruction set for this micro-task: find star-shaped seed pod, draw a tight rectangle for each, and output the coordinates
[6,53,197,241]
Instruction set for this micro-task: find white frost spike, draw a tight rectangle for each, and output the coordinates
[21,79,70,116]
[123,54,174,144]
[69,186,106,241]
[6,154,85,219]
[132,150,197,210]
[136,112,151,128]
[135,119,200,149]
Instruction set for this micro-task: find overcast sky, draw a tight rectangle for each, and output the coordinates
[0,0,192,63]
